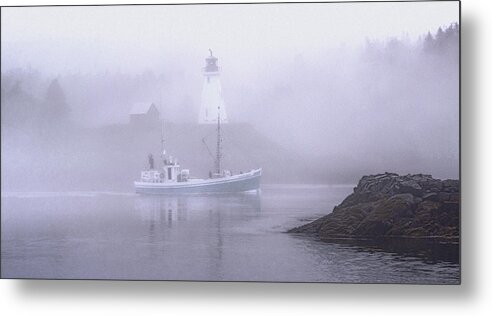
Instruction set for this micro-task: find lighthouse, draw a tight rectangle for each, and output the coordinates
[199,49,228,124]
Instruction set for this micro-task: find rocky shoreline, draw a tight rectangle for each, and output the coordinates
[289,173,459,240]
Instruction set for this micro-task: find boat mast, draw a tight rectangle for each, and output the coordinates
[215,104,222,175]
[161,119,166,162]
[159,92,166,163]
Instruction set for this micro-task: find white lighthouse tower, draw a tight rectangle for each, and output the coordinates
[199,49,228,124]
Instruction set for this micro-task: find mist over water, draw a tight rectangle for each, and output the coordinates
[1,2,459,190]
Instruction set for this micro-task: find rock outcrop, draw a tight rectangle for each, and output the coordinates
[289,173,459,239]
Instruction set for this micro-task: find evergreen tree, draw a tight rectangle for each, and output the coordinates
[422,23,459,56]
[44,79,70,122]
[2,80,36,127]
[436,27,445,41]
[423,31,434,53]
[435,26,447,52]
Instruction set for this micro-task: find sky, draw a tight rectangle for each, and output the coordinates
[2,1,459,75]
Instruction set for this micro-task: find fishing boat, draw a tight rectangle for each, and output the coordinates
[134,54,261,194]
[134,167,261,194]
[134,117,261,194]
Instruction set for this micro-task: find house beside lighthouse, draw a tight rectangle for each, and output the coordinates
[199,50,228,124]
[129,102,160,126]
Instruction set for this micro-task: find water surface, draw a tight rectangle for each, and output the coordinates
[1,185,459,283]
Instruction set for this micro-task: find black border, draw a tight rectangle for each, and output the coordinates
[0,0,462,285]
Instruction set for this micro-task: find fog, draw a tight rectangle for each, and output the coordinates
[1,2,459,191]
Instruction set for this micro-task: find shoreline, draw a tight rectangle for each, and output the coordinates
[288,172,460,240]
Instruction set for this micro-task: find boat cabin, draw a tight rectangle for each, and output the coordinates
[140,155,190,183]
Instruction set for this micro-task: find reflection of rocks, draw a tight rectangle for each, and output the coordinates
[289,173,459,239]
[312,237,460,264]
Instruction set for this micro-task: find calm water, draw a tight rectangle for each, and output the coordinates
[1,185,459,283]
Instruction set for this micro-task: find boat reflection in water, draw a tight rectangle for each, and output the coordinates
[134,192,261,237]
[135,192,261,223]
[133,192,261,279]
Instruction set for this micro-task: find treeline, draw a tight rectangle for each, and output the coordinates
[0,69,177,131]
[1,23,459,133]
[1,75,70,131]
[362,23,459,62]
[245,22,460,181]
[423,23,459,56]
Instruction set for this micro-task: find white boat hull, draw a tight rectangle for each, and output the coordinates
[135,168,261,194]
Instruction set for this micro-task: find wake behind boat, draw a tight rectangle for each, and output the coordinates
[134,50,262,194]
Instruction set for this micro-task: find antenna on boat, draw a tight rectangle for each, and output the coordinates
[161,119,166,159]
[159,90,166,161]
[215,104,222,175]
